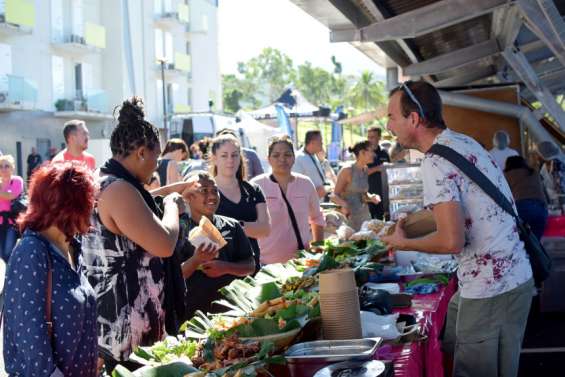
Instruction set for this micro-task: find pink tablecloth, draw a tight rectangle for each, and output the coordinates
[375,277,458,377]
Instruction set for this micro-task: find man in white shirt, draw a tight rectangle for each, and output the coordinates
[489,130,519,170]
[382,81,533,377]
[293,130,328,199]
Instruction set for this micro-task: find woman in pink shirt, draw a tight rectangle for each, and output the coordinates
[251,135,325,264]
[0,155,24,261]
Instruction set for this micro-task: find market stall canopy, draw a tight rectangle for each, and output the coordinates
[236,111,281,165]
[248,88,330,120]
[340,106,387,125]
[289,0,565,146]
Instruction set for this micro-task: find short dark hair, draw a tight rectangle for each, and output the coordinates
[304,130,321,146]
[63,119,85,142]
[268,135,294,157]
[389,81,446,129]
[504,155,533,175]
[367,127,382,136]
[348,140,371,157]
[161,138,188,157]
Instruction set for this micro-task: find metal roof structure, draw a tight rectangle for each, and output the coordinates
[290,0,565,142]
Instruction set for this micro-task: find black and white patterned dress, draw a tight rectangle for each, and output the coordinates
[79,175,166,362]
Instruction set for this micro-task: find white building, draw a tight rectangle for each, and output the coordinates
[0,0,220,175]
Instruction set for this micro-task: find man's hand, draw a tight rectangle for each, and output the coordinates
[191,242,219,265]
[367,193,381,205]
[200,260,232,278]
[381,218,408,251]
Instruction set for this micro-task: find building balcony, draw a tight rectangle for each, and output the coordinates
[51,22,106,57]
[0,74,37,112]
[155,3,190,29]
[0,0,35,38]
[156,52,192,80]
[54,90,113,120]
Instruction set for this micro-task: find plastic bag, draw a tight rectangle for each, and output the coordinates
[360,311,401,340]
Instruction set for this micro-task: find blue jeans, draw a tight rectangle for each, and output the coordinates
[516,199,548,241]
[0,225,18,262]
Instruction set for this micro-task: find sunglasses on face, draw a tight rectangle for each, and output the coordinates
[400,81,426,121]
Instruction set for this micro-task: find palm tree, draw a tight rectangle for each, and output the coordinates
[348,70,386,112]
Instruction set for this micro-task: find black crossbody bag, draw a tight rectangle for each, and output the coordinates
[428,144,552,285]
[270,175,305,250]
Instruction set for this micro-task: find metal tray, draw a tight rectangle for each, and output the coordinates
[284,338,382,363]
[313,360,387,377]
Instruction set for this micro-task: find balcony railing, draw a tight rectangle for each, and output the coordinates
[155,3,189,27]
[54,90,111,119]
[0,0,35,36]
[51,23,106,55]
[0,74,37,110]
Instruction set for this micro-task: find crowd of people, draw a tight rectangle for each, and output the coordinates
[0,81,563,377]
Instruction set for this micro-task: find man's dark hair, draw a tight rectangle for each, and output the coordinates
[367,127,382,136]
[389,81,446,129]
[63,119,85,143]
[304,129,321,146]
[110,97,160,157]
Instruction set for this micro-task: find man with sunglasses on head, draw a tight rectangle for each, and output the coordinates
[382,81,533,377]
[179,170,256,318]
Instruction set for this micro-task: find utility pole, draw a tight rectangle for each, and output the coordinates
[159,58,168,143]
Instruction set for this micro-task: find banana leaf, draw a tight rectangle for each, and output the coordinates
[232,318,301,338]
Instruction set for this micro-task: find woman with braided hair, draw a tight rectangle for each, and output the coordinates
[79,97,209,372]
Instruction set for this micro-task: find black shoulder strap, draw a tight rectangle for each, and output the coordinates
[427,144,519,220]
[307,153,327,184]
[269,175,305,250]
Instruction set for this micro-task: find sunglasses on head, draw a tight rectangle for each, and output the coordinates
[400,81,426,121]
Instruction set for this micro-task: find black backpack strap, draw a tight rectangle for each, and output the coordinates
[270,175,305,250]
[427,144,519,220]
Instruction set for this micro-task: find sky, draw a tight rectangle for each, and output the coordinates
[217,0,384,78]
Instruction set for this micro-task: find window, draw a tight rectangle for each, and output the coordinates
[187,88,192,107]
[155,29,163,60]
[51,56,64,102]
[0,43,12,76]
[74,63,83,99]
[186,41,191,55]
[164,31,173,63]
[71,0,84,38]
[51,0,64,43]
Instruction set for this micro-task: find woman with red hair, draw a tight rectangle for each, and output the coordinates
[2,161,98,377]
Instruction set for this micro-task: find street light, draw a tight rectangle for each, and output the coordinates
[157,57,169,143]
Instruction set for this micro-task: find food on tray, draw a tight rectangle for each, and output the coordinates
[191,334,261,370]
[281,276,317,293]
[189,216,227,249]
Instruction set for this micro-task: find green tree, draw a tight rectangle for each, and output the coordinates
[348,70,386,112]
[240,48,296,102]
[296,61,332,105]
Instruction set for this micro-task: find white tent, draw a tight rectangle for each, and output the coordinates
[237,111,281,168]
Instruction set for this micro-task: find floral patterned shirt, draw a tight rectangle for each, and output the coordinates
[422,129,532,299]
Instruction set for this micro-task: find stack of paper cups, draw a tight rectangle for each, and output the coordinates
[319,268,362,340]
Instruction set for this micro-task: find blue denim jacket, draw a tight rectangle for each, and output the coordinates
[3,230,98,377]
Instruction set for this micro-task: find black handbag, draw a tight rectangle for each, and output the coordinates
[428,144,552,285]
[9,179,27,218]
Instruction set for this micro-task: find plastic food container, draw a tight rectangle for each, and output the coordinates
[284,338,382,377]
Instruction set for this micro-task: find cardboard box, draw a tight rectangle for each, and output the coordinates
[387,210,437,238]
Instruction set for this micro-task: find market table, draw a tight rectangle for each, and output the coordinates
[376,277,458,377]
